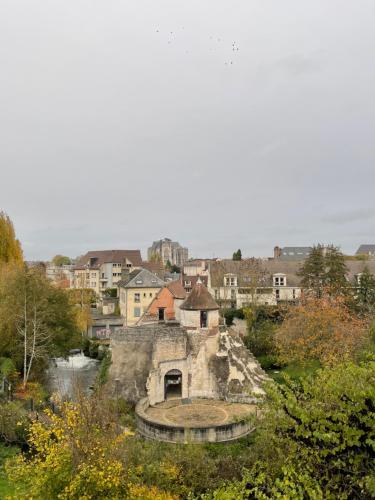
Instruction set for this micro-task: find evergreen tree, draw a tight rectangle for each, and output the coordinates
[356,266,375,313]
[324,245,348,294]
[0,211,23,265]
[299,245,349,297]
[233,249,242,261]
[298,245,325,297]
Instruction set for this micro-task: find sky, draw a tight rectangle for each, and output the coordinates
[1,0,375,261]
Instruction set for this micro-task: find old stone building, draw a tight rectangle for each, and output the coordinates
[109,280,266,406]
[148,238,188,267]
[139,280,186,325]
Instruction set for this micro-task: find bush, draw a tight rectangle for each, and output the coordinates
[0,402,29,445]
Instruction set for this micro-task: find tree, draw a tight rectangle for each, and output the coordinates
[52,255,71,267]
[324,245,348,295]
[0,211,23,265]
[274,297,368,366]
[298,245,348,297]
[206,361,375,499]
[232,249,242,261]
[6,392,176,499]
[0,266,81,385]
[298,245,325,297]
[355,266,375,313]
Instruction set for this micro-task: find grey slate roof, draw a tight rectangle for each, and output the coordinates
[209,259,375,288]
[356,245,375,255]
[278,247,312,261]
[117,268,165,289]
[75,250,142,269]
[209,259,302,288]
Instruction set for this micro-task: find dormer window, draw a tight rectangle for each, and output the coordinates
[224,274,237,287]
[273,274,286,286]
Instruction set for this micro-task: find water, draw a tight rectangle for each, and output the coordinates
[48,353,100,399]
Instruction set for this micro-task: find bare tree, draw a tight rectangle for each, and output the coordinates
[17,280,51,388]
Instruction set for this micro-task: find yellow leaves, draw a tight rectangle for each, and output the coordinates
[128,483,179,500]
[275,297,369,366]
[160,461,180,480]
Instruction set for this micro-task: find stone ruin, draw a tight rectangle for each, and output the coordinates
[108,281,267,407]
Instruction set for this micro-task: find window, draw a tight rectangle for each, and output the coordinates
[143,293,146,297]
[293,289,296,299]
[184,280,191,286]
[274,275,286,286]
[215,289,219,299]
[134,293,140,303]
[150,293,153,297]
[135,279,143,284]
[275,289,280,300]
[91,273,96,278]
[224,275,237,287]
[134,307,141,317]
[231,289,236,299]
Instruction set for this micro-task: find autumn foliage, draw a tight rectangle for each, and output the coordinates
[6,392,177,499]
[275,297,369,366]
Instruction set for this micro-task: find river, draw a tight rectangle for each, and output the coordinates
[48,353,100,399]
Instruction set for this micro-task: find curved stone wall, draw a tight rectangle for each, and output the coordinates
[135,398,255,444]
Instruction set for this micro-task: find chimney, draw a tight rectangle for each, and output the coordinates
[274,246,282,259]
[121,267,130,280]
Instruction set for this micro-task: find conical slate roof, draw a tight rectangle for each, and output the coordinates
[180,280,219,311]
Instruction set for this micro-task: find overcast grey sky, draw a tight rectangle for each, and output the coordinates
[1,1,375,261]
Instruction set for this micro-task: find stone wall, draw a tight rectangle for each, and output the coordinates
[135,398,254,444]
[109,325,267,405]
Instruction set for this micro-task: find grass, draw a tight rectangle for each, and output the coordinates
[0,443,19,498]
[266,360,321,384]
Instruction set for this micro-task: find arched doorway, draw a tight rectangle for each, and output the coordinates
[164,369,182,400]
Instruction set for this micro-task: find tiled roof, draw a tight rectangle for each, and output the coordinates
[180,281,219,311]
[166,280,186,299]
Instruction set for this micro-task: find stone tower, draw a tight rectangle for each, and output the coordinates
[179,278,219,330]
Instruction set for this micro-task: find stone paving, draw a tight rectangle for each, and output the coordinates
[144,399,256,428]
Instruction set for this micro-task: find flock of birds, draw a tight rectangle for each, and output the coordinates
[155,27,240,66]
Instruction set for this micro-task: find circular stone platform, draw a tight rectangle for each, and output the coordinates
[135,398,257,443]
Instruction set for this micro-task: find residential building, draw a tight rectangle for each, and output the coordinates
[273,246,312,261]
[72,250,142,296]
[117,268,165,326]
[182,275,208,294]
[148,238,188,267]
[355,245,375,257]
[208,259,303,308]
[209,258,375,309]
[138,280,186,325]
[182,259,209,277]
[46,264,74,288]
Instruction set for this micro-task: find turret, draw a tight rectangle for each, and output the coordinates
[179,278,219,329]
